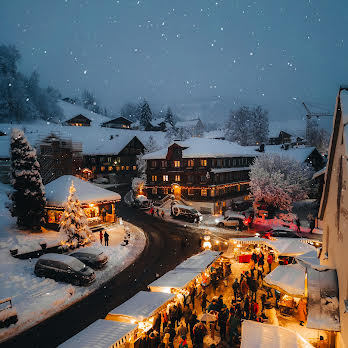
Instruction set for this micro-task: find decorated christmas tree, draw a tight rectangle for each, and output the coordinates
[59,181,94,246]
[9,128,46,230]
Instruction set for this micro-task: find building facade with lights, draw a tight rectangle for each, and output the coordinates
[143,138,256,214]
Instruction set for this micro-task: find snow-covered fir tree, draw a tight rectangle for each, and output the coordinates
[251,106,269,145]
[225,106,251,145]
[165,107,175,127]
[249,153,312,212]
[59,181,94,246]
[9,129,46,229]
[139,100,152,129]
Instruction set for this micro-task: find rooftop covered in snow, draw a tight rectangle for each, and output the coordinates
[45,175,121,207]
[58,319,136,348]
[107,291,175,322]
[175,250,221,272]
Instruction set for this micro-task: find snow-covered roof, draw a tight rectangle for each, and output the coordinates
[143,138,256,160]
[149,268,201,290]
[108,291,175,321]
[268,119,306,139]
[39,253,85,271]
[45,175,121,207]
[241,320,314,348]
[175,250,220,273]
[295,250,329,271]
[58,100,110,126]
[203,129,225,139]
[264,263,306,297]
[227,237,316,257]
[312,167,326,180]
[58,319,136,348]
[176,119,201,128]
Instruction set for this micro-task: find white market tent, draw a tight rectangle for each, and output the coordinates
[148,269,201,293]
[58,319,137,348]
[175,250,221,272]
[106,291,175,322]
[295,250,328,270]
[241,320,314,348]
[226,237,316,257]
[264,263,306,297]
[45,175,121,207]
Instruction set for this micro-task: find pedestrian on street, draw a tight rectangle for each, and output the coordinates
[177,321,188,338]
[201,289,207,312]
[261,293,267,312]
[244,296,250,319]
[190,286,196,308]
[178,335,188,348]
[156,208,160,216]
[182,305,192,327]
[296,218,301,233]
[161,210,165,218]
[240,278,249,300]
[309,218,315,234]
[228,314,240,345]
[251,301,259,320]
[232,278,239,300]
[104,231,109,246]
[258,253,265,272]
[188,313,198,339]
[267,253,273,273]
[150,207,154,216]
[218,306,229,341]
[99,230,103,244]
[257,265,264,281]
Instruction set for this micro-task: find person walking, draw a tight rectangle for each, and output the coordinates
[267,253,273,273]
[309,218,315,234]
[258,253,265,272]
[240,278,249,300]
[296,218,301,233]
[228,313,240,345]
[182,305,192,328]
[201,289,207,312]
[178,335,188,348]
[193,322,206,348]
[149,207,154,216]
[104,231,109,246]
[218,306,229,341]
[244,296,250,319]
[251,301,259,320]
[188,313,198,339]
[190,286,197,309]
[99,230,103,244]
[257,265,264,281]
[232,278,239,300]
[177,321,188,338]
[101,207,107,222]
[261,293,267,312]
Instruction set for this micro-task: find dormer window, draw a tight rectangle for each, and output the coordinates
[174,160,181,168]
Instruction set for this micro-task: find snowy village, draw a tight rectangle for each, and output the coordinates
[0,1,347,348]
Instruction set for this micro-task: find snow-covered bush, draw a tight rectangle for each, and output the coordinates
[59,182,94,246]
[249,153,313,211]
[8,128,46,229]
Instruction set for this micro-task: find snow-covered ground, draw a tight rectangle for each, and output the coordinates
[0,183,146,343]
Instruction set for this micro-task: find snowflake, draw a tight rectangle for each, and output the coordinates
[83,70,87,75]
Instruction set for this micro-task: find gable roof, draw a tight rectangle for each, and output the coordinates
[102,116,132,126]
[176,118,202,128]
[45,175,121,207]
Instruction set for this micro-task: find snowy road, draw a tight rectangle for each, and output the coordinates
[3,204,202,348]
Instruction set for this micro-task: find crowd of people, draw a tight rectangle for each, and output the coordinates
[135,250,284,348]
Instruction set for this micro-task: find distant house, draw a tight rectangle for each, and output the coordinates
[101,117,133,129]
[268,131,292,145]
[145,118,168,132]
[176,118,205,137]
[63,114,91,127]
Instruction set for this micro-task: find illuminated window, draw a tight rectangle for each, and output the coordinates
[107,157,112,163]
[200,159,207,166]
[175,175,180,181]
[161,160,167,167]
[92,166,96,171]
[152,175,157,182]
[201,189,208,196]
[188,188,194,195]
[108,166,113,171]
[126,166,129,170]
[163,187,169,195]
[174,160,181,167]
[133,165,137,170]
[152,187,157,194]
[151,160,157,167]
[211,188,215,197]
[163,175,169,182]
[116,166,120,171]
[187,159,194,167]
[100,166,105,172]
[121,166,125,170]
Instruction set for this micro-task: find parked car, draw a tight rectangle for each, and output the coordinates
[34,253,96,286]
[133,195,151,210]
[261,227,301,239]
[0,298,18,328]
[172,204,203,223]
[69,247,108,270]
[215,212,247,229]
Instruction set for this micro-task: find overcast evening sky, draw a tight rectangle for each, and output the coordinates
[1,0,348,124]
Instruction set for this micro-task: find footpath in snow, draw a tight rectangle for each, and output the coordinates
[0,183,146,344]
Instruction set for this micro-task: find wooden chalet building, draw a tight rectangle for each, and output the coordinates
[63,114,91,127]
[83,135,145,184]
[101,117,133,129]
[143,138,255,214]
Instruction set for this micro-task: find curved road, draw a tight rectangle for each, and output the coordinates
[2,205,201,348]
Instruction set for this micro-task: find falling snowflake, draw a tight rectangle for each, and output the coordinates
[83,70,87,75]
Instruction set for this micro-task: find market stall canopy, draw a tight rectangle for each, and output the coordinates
[241,320,314,348]
[307,268,340,331]
[226,237,316,257]
[295,250,329,270]
[58,319,136,348]
[107,291,175,322]
[45,175,121,207]
[264,264,306,297]
[148,269,201,292]
[175,250,221,272]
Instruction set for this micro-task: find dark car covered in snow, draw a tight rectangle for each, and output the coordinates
[34,253,96,286]
[69,247,108,270]
[261,227,301,239]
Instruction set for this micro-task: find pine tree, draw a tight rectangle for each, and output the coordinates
[251,106,269,145]
[59,181,94,246]
[139,100,152,129]
[165,107,175,127]
[9,129,46,229]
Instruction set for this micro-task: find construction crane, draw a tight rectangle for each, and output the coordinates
[302,102,332,141]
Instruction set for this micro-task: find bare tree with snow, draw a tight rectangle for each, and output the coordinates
[225,106,251,145]
[251,105,269,145]
[59,182,94,247]
[249,153,313,212]
[8,129,46,229]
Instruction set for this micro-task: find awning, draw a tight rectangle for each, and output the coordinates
[307,268,340,331]
[106,291,175,322]
[58,319,136,348]
[175,250,221,272]
[227,237,316,257]
[148,268,200,292]
[264,264,306,297]
[295,250,329,271]
[241,320,314,348]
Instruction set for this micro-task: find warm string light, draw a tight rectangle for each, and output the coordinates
[146,181,250,190]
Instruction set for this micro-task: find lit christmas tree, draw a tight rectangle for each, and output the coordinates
[59,181,94,247]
